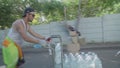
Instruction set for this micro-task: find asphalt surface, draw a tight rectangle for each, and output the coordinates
[0,43,120,68]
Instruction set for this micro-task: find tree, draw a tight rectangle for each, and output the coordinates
[1,0,120,29]
[0,0,13,29]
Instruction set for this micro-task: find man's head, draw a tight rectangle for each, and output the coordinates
[23,7,35,22]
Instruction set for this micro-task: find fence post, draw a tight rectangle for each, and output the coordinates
[101,16,105,43]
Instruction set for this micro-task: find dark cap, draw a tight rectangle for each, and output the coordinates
[23,7,34,17]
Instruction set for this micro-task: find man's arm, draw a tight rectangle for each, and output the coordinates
[16,22,39,43]
[28,26,45,40]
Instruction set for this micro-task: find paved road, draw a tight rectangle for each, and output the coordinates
[0,43,120,68]
[23,48,120,68]
[82,48,120,68]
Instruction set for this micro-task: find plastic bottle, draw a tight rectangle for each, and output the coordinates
[85,53,95,68]
[93,55,102,68]
[55,43,61,64]
[69,53,77,68]
[76,54,84,68]
[48,43,52,55]
[80,52,86,60]
[63,54,70,68]
[75,53,80,57]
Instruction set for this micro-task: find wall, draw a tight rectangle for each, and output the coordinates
[0,14,120,48]
[78,14,120,43]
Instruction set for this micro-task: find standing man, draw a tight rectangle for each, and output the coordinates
[2,7,51,68]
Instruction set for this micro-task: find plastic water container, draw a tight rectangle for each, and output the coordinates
[94,55,102,68]
[63,54,70,68]
[33,44,42,48]
[76,54,84,68]
[55,43,61,64]
[69,53,77,68]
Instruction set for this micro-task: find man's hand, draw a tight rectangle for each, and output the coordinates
[39,40,47,47]
[45,36,52,42]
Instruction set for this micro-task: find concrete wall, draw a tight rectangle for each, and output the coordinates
[103,14,120,42]
[0,13,120,48]
[78,14,120,43]
[78,17,103,43]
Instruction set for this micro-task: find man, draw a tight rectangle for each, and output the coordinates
[2,7,51,68]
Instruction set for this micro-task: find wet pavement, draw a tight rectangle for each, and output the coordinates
[0,43,120,68]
